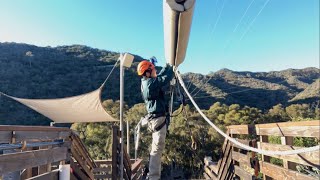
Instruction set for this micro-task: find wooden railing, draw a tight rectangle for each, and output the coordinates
[0,125,143,180]
[204,120,320,180]
[110,126,143,180]
[0,125,73,179]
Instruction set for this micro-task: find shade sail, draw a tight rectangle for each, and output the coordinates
[163,0,195,67]
[4,87,118,123]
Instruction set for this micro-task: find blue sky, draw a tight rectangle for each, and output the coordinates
[0,0,319,74]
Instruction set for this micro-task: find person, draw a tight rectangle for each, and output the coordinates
[137,60,174,180]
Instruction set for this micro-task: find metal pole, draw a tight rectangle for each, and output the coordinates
[59,164,70,180]
[127,119,130,157]
[120,55,124,179]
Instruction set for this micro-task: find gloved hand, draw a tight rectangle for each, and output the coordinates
[166,63,173,67]
[150,56,158,65]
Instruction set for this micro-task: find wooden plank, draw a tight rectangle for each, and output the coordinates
[71,140,94,171]
[204,157,218,175]
[123,147,132,179]
[71,146,94,180]
[16,131,70,142]
[259,136,271,180]
[260,161,317,180]
[234,166,253,180]
[94,174,112,179]
[215,136,228,176]
[203,172,215,180]
[217,141,228,177]
[204,165,218,179]
[0,147,67,175]
[218,140,231,176]
[94,159,112,166]
[219,142,233,180]
[131,159,143,174]
[258,142,320,168]
[0,132,11,143]
[281,136,297,170]
[231,139,250,149]
[71,132,97,168]
[93,167,111,173]
[131,166,142,180]
[225,168,234,180]
[70,172,78,180]
[0,125,71,132]
[112,126,119,180]
[70,160,90,180]
[232,151,251,167]
[256,120,319,128]
[25,169,59,180]
[216,130,230,172]
[227,125,255,135]
[221,150,233,180]
[256,120,320,138]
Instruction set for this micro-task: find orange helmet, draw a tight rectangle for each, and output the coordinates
[137,60,155,76]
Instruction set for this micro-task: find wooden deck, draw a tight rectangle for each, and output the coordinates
[0,125,143,180]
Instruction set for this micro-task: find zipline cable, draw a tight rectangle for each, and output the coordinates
[193,0,259,96]
[209,0,227,40]
[239,0,271,41]
[220,0,271,65]
[223,0,255,50]
[175,70,320,155]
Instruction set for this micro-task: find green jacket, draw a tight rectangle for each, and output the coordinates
[141,64,174,114]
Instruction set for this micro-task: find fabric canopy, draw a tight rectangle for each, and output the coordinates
[163,0,195,67]
[3,86,118,123]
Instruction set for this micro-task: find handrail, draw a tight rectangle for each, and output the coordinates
[0,125,70,131]
[204,120,320,180]
[0,125,144,180]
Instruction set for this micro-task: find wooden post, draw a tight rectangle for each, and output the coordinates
[230,133,237,179]
[281,136,296,170]
[259,135,271,180]
[2,150,20,180]
[112,126,119,180]
[38,146,49,175]
[31,147,40,177]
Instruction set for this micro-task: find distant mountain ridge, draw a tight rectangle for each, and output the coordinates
[0,42,319,125]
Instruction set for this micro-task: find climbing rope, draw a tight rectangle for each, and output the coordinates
[175,70,320,156]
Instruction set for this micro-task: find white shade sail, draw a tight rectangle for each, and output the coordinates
[163,0,195,67]
[3,86,118,123]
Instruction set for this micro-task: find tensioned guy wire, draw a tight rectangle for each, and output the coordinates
[100,58,120,88]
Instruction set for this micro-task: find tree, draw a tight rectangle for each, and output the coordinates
[25,51,34,67]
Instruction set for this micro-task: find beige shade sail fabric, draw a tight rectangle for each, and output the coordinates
[163,0,195,67]
[2,86,118,123]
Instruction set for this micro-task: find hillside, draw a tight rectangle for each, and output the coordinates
[182,67,319,109]
[0,42,319,125]
[290,79,320,103]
